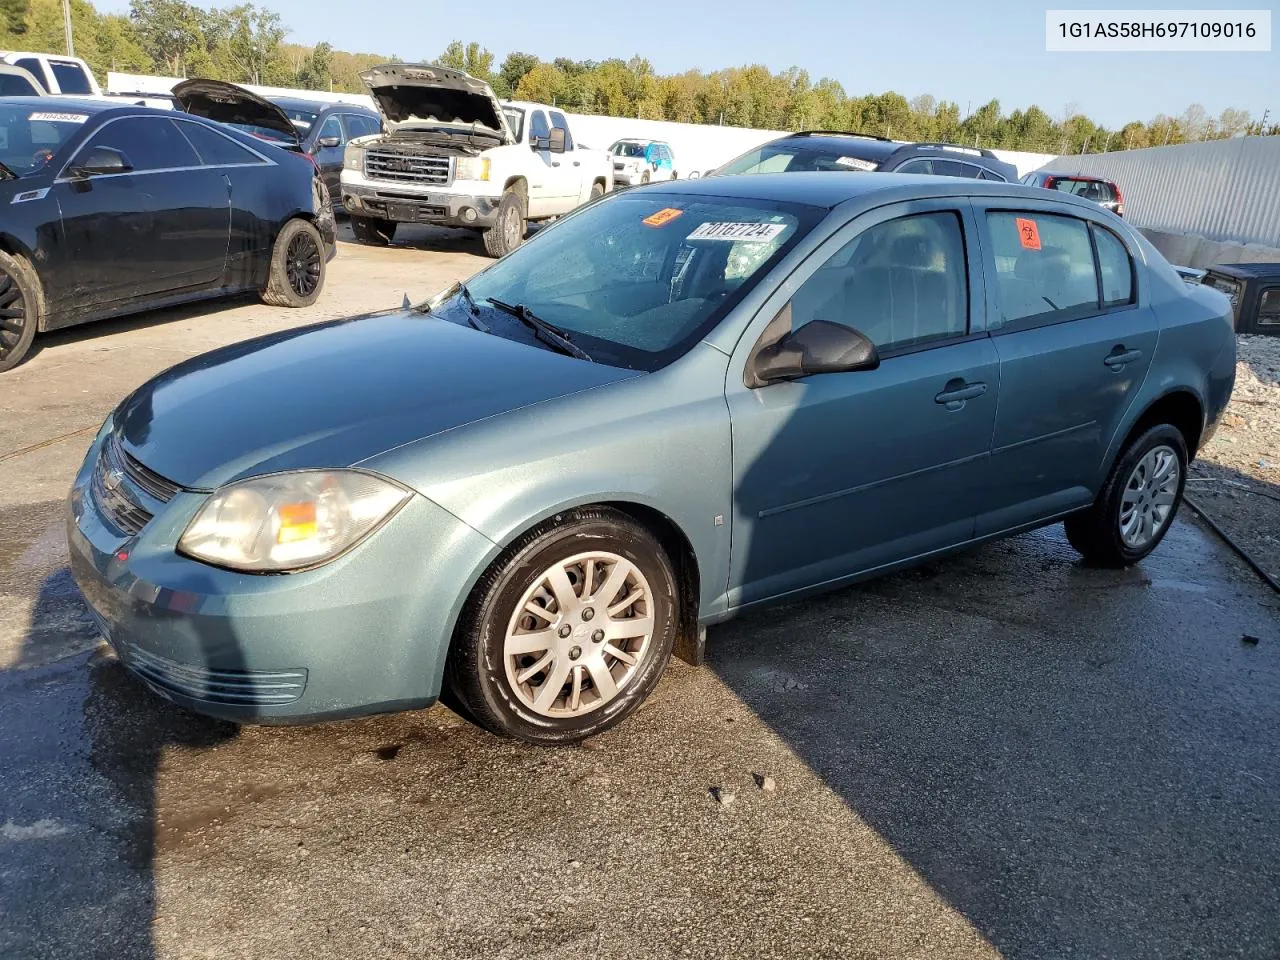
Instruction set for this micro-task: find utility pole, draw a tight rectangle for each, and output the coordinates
[62,0,74,56]
[1260,108,1271,135]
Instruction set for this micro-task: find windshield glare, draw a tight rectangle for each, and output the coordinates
[0,104,88,175]
[461,192,818,370]
[717,144,880,176]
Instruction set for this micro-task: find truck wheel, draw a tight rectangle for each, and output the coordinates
[350,214,396,246]
[0,250,40,373]
[261,218,326,308]
[483,190,526,258]
[671,170,679,180]
[590,181,604,200]
[641,171,651,184]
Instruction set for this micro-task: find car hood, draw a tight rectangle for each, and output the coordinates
[112,312,639,491]
[358,63,512,142]
[171,78,300,145]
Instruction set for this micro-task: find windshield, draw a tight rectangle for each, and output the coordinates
[611,141,647,158]
[716,143,881,176]
[455,191,822,371]
[502,106,524,141]
[0,105,89,175]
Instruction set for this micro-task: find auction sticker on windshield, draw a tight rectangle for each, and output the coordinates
[687,222,787,242]
[29,112,89,123]
[834,156,878,171]
[643,207,684,227]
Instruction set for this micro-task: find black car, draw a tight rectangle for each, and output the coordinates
[1200,262,1280,335]
[0,96,336,372]
[712,131,1019,182]
[1020,171,1125,217]
[173,80,381,211]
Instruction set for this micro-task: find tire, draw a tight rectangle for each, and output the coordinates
[589,181,605,200]
[1064,423,1188,568]
[671,170,679,180]
[446,507,679,745]
[0,250,41,374]
[641,170,651,184]
[260,218,326,308]
[482,189,526,258]
[349,214,396,246]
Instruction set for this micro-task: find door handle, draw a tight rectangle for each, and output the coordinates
[1104,346,1143,370]
[934,379,987,410]
[551,161,561,167]
[573,161,581,166]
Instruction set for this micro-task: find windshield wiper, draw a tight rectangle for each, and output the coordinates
[485,298,593,361]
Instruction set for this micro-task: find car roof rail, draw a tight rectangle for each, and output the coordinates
[906,141,1001,159]
[788,129,894,142]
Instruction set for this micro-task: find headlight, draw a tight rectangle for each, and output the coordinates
[178,470,411,573]
[454,156,490,181]
[343,144,364,171]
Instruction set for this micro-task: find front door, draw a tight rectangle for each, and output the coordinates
[55,115,229,311]
[972,202,1158,534]
[727,200,999,606]
[311,113,346,200]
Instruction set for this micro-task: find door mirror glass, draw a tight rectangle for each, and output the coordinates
[69,146,132,177]
[547,126,567,154]
[750,319,880,386]
[316,135,341,149]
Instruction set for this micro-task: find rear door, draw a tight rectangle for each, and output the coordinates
[971,200,1156,534]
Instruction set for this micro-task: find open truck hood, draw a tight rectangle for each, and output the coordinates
[171,78,300,146]
[359,63,512,142]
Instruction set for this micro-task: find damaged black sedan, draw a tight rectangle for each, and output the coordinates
[0,95,336,373]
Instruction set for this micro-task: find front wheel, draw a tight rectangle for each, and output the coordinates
[1064,423,1188,567]
[0,250,41,373]
[482,190,526,258]
[446,508,678,745]
[260,218,326,308]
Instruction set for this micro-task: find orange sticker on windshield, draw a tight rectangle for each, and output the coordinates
[643,207,683,227]
[1015,217,1042,250]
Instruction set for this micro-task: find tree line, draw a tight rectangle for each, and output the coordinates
[1,0,1274,154]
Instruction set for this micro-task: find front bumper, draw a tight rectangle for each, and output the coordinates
[340,180,501,230]
[612,167,644,186]
[66,427,497,724]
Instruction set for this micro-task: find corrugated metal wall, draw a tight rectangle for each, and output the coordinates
[1040,137,1280,248]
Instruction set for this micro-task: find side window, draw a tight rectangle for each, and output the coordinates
[175,120,265,166]
[986,211,1100,327]
[15,58,44,88]
[317,115,343,145]
[49,60,93,95]
[548,110,574,150]
[791,211,969,353]
[978,168,1007,182]
[895,158,933,175]
[932,158,980,178]
[529,110,550,145]
[75,117,200,172]
[1092,225,1134,306]
[1258,288,1280,326]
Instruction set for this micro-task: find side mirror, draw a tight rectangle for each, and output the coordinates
[748,319,879,387]
[316,135,341,149]
[68,146,132,178]
[547,127,566,154]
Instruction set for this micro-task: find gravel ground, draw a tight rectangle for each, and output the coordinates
[1189,334,1280,583]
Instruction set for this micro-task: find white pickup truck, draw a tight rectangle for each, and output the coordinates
[340,64,614,257]
[0,51,173,106]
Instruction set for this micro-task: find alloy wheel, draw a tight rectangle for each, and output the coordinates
[285,231,322,297]
[1119,444,1180,548]
[0,267,28,365]
[503,551,655,718]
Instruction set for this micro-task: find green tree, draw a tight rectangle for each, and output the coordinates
[205,3,287,85]
[433,40,494,83]
[0,0,29,35]
[494,50,538,98]
[128,0,205,75]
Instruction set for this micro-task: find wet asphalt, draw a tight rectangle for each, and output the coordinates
[2,232,1279,960]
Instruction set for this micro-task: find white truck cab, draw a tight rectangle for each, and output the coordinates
[0,52,173,107]
[340,64,613,257]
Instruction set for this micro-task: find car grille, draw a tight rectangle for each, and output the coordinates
[123,643,308,706]
[92,435,181,537]
[364,150,452,185]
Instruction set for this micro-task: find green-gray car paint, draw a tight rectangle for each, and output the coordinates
[67,175,1236,723]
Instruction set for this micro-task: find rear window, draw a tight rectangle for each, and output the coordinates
[0,73,40,96]
[49,60,93,95]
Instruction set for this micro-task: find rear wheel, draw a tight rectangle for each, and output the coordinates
[482,189,526,258]
[261,218,326,308]
[349,214,396,246]
[1064,424,1187,567]
[0,250,40,373]
[589,181,605,200]
[641,170,651,184]
[446,508,678,745]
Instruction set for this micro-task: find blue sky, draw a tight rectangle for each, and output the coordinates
[97,0,1278,128]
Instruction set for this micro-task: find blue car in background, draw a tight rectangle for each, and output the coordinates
[68,174,1235,745]
[610,138,677,185]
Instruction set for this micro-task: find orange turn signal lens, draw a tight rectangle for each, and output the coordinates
[276,502,318,543]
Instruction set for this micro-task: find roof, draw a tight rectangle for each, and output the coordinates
[267,94,375,115]
[1206,262,1280,280]
[645,171,1114,212]
[774,132,902,162]
[0,94,120,114]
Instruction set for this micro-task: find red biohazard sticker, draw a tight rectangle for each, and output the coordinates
[643,207,683,227]
[1015,217,1041,250]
